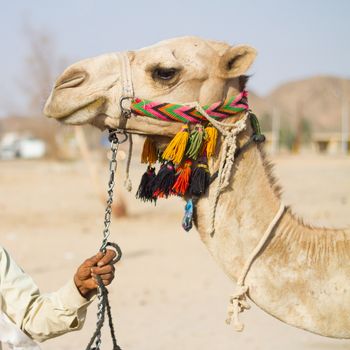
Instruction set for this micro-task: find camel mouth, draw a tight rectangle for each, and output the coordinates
[53,98,107,125]
[84,113,175,140]
[55,100,182,139]
[102,114,183,138]
[60,111,97,125]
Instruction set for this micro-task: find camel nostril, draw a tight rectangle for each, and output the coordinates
[55,71,87,90]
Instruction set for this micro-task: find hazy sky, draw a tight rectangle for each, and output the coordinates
[0,0,349,116]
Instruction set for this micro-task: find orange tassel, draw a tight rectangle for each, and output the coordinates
[141,137,158,164]
[172,160,192,196]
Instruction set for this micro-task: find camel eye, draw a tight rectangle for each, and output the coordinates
[152,67,178,81]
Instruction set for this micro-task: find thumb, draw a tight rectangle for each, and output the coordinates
[84,252,104,267]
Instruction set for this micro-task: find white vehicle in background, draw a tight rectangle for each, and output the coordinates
[0,133,46,160]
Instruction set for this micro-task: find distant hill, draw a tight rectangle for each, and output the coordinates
[250,76,350,132]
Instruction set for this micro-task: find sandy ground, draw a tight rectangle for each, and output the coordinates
[1,154,350,350]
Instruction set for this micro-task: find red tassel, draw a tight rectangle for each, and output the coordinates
[172,160,192,196]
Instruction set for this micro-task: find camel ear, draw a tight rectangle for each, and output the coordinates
[219,45,257,79]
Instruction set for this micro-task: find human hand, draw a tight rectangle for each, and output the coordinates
[74,250,116,298]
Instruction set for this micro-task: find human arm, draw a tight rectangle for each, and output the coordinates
[0,247,115,342]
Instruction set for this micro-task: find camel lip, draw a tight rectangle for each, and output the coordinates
[52,98,107,125]
[57,109,180,140]
[102,114,181,138]
[88,114,168,138]
[59,112,96,125]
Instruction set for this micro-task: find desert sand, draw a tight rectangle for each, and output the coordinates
[1,154,350,350]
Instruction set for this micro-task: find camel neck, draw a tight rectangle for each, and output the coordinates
[192,122,350,338]
[194,127,282,281]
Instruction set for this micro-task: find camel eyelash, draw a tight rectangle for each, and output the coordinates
[152,67,179,81]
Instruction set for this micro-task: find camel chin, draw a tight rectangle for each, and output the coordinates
[58,108,180,144]
[59,112,95,125]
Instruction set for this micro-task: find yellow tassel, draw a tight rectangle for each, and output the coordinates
[141,137,158,164]
[205,124,218,159]
[162,124,189,164]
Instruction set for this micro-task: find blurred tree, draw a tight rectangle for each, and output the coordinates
[291,117,312,153]
[259,113,272,132]
[18,24,67,116]
[299,117,312,145]
[279,121,295,151]
[13,23,69,157]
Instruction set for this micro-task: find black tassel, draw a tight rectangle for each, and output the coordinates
[189,158,210,196]
[152,162,176,199]
[136,166,156,202]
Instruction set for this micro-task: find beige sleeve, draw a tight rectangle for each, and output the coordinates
[0,246,95,342]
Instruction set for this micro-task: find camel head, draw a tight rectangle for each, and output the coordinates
[44,36,256,137]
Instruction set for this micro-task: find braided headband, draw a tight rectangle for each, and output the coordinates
[129,90,249,124]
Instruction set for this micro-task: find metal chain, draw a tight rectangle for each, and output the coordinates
[86,129,127,350]
[100,136,119,253]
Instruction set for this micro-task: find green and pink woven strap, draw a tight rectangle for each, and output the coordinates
[130,91,249,123]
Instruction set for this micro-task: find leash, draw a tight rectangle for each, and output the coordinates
[85,130,127,350]
[226,202,285,331]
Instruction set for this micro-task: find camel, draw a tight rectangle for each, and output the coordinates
[44,37,350,339]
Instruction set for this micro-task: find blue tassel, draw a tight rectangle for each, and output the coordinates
[182,199,194,232]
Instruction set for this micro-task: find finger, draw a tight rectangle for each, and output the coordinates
[91,271,114,279]
[92,276,111,287]
[102,279,112,286]
[76,267,93,280]
[91,279,99,288]
[92,264,114,275]
[99,273,114,281]
[84,252,104,267]
[84,276,98,288]
[97,249,116,267]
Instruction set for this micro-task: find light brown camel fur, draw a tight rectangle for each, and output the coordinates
[44,36,350,339]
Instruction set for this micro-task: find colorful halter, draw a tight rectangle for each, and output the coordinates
[116,52,255,232]
[130,91,249,124]
[133,92,250,231]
